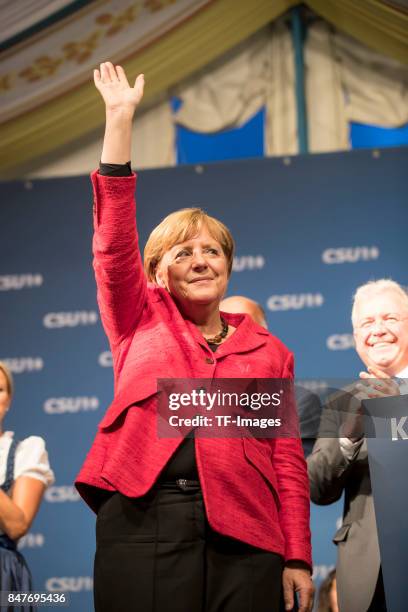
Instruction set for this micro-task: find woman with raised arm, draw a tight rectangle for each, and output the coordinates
[0,362,54,602]
[76,62,314,612]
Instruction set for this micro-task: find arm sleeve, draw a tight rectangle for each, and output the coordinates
[14,437,55,487]
[307,395,364,505]
[270,350,313,569]
[99,162,132,176]
[91,169,149,359]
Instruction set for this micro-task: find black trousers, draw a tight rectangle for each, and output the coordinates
[94,483,283,612]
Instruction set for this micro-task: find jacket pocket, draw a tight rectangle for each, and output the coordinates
[332,523,352,545]
[243,437,281,509]
[98,381,158,430]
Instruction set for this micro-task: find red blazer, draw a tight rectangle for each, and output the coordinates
[76,171,312,568]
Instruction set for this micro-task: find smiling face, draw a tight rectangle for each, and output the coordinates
[156,227,229,309]
[353,290,408,375]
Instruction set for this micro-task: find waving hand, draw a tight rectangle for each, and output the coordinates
[95,62,144,164]
[94,62,144,114]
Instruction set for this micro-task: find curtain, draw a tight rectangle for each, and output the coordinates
[306,20,408,152]
[27,99,175,177]
[175,22,298,155]
[308,0,408,65]
[1,0,295,178]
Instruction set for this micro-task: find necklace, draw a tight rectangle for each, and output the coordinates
[205,316,229,345]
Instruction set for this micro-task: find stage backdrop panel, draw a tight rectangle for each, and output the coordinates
[1,146,407,611]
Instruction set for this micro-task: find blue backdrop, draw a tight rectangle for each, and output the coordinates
[1,146,407,611]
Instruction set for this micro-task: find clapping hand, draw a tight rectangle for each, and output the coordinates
[343,366,400,441]
[357,366,400,398]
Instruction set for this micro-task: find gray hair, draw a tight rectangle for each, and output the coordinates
[351,279,408,327]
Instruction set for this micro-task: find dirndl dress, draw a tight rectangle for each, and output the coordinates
[0,438,36,611]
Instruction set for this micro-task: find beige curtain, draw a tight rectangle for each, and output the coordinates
[28,99,175,178]
[26,16,408,176]
[132,99,175,169]
[307,0,408,66]
[265,21,297,155]
[176,18,408,156]
[306,20,408,152]
[175,22,298,155]
[305,23,349,152]
[1,0,294,178]
[335,27,408,126]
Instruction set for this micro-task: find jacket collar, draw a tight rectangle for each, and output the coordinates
[186,312,269,358]
[153,287,270,357]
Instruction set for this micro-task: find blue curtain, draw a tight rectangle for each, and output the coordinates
[350,122,408,149]
[173,97,408,162]
[173,98,264,164]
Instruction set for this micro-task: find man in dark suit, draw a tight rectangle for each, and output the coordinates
[220,295,322,457]
[307,279,408,612]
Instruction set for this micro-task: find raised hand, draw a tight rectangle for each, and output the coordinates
[96,62,145,164]
[94,62,144,116]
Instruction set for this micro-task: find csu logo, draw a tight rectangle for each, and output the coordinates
[322,246,379,264]
[267,294,324,311]
[326,334,355,350]
[1,357,43,373]
[45,486,80,503]
[0,274,43,291]
[46,577,93,592]
[18,533,44,549]
[98,351,113,367]
[43,311,98,328]
[44,397,99,414]
[233,255,265,272]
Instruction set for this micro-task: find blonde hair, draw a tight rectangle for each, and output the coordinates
[352,279,408,326]
[143,208,235,282]
[0,361,13,399]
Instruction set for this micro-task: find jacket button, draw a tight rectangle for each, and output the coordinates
[205,357,214,364]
